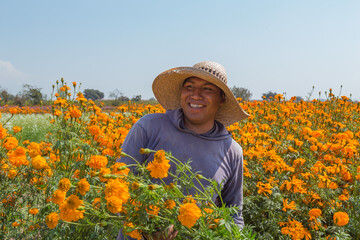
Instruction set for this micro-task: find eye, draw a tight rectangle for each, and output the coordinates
[203,86,214,92]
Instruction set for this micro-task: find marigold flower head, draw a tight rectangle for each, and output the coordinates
[164,199,176,210]
[106,196,123,214]
[51,190,66,205]
[58,178,71,192]
[29,208,39,215]
[3,137,18,150]
[105,178,130,203]
[124,222,143,240]
[87,155,108,169]
[31,155,48,170]
[333,212,349,226]
[146,150,170,179]
[76,178,90,195]
[63,194,83,210]
[309,208,322,218]
[88,125,101,136]
[7,169,17,179]
[59,203,84,222]
[69,106,82,118]
[46,212,59,229]
[178,202,202,228]
[12,126,22,133]
[111,162,130,175]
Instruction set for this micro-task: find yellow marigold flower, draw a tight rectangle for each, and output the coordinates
[105,178,130,203]
[146,150,170,179]
[12,126,22,133]
[31,155,48,170]
[51,190,66,205]
[3,137,18,150]
[164,199,176,210]
[7,169,17,179]
[106,196,123,214]
[29,208,39,215]
[333,212,349,226]
[178,203,202,228]
[76,178,90,196]
[58,178,71,192]
[87,155,108,169]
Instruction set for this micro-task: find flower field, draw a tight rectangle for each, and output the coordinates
[1,82,359,239]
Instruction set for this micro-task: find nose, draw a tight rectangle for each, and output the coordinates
[190,87,203,100]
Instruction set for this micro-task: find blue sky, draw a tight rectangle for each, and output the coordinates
[1,0,359,100]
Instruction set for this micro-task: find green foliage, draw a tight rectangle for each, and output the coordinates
[231,86,252,101]
[84,89,104,100]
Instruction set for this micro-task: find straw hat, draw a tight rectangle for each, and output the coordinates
[152,61,249,126]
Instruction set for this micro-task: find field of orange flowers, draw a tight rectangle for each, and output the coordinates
[1,81,359,240]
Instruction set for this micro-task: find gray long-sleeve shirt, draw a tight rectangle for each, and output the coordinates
[117,108,244,240]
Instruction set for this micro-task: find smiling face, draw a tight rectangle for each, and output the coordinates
[180,77,224,134]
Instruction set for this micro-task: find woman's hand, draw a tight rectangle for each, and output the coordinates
[143,225,178,240]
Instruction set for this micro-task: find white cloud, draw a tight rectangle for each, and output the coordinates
[0,60,25,79]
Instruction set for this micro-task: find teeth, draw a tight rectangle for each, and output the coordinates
[190,103,204,108]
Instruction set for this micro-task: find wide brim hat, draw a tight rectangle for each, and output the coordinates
[152,61,249,127]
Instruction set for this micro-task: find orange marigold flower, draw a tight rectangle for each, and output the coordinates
[63,194,83,210]
[92,198,101,208]
[7,169,17,179]
[111,162,130,176]
[76,178,90,196]
[51,189,66,205]
[3,137,18,150]
[106,196,123,214]
[333,212,349,226]
[104,178,130,203]
[164,199,176,210]
[99,167,111,182]
[309,208,322,218]
[124,222,143,240]
[12,221,20,227]
[146,150,170,179]
[31,155,48,170]
[282,198,297,212]
[0,126,8,139]
[146,205,160,217]
[12,126,22,133]
[29,208,39,215]
[58,178,71,192]
[69,106,82,118]
[87,155,108,169]
[59,204,84,222]
[178,203,202,228]
[27,142,41,158]
[46,212,59,229]
[88,125,101,136]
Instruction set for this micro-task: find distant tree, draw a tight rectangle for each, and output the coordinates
[84,89,104,100]
[230,86,252,101]
[262,91,278,101]
[21,84,43,105]
[0,89,15,104]
[109,89,129,101]
[131,95,142,102]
